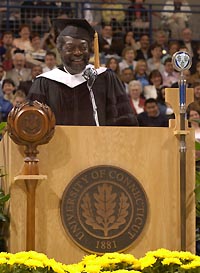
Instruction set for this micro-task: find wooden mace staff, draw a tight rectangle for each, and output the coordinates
[7,100,55,250]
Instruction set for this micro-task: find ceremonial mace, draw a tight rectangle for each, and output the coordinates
[7,101,55,250]
[172,51,192,250]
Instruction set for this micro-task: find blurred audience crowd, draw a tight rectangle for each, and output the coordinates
[0,0,199,128]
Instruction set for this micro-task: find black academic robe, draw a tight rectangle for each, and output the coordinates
[28,66,138,126]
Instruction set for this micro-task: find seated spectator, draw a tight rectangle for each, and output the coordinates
[147,43,165,74]
[162,40,181,63]
[196,44,200,62]
[0,31,15,71]
[12,90,26,106]
[153,30,169,57]
[105,57,121,79]
[137,98,169,127]
[119,47,137,73]
[162,0,191,40]
[12,24,33,53]
[25,32,47,67]
[42,52,57,73]
[179,28,199,74]
[120,67,135,94]
[168,41,180,57]
[124,31,138,51]
[101,0,125,33]
[135,34,150,61]
[157,85,174,116]
[187,101,200,147]
[98,23,124,64]
[193,81,200,104]
[161,57,179,87]
[18,65,42,95]
[191,61,200,84]
[128,80,145,115]
[124,0,149,39]
[0,65,6,96]
[2,79,16,103]
[134,59,149,89]
[144,69,163,99]
[6,51,31,88]
[0,96,13,122]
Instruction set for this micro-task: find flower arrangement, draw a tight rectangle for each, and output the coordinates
[0,248,200,273]
[0,251,68,273]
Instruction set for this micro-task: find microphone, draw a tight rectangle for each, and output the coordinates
[82,66,99,126]
[82,67,98,89]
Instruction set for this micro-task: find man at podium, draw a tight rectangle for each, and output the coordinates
[28,19,138,127]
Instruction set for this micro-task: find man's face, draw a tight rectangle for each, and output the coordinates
[121,69,134,83]
[194,85,200,99]
[58,36,90,75]
[140,35,149,49]
[31,66,42,79]
[102,26,112,39]
[156,33,167,45]
[45,55,56,69]
[151,47,162,59]
[182,29,192,43]
[145,102,159,117]
[13,53,25,70]
[165,61,174,74]
[2,34,13,46]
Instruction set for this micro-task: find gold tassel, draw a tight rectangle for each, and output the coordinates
[94,31,100,69]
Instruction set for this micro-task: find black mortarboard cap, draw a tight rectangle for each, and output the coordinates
[53,18,95,42]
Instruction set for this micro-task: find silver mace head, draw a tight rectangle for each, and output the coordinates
[172,51,192,112]
[172,51,192,72]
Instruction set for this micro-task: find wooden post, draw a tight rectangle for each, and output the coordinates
[25,179,37,250]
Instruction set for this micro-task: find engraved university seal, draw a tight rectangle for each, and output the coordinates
[60,165,148,254]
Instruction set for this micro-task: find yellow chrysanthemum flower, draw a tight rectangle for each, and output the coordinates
[145,248,172,259]
[181,260,200,269]
[171,250,197,261]
[28,251,49,262]
[51,262,66,273]
[0,252,12,259]
[65,262,84,273]
[0,257,8,264]
[82,254,97,263]
[24,259,44,269]
[161,257,182,265]
[84,263,101,273]
[139,255,157,269]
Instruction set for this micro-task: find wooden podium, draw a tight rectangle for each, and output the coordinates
[0,88,196,264]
